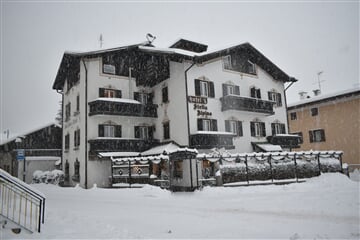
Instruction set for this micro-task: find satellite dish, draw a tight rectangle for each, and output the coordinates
[146,33,156,44]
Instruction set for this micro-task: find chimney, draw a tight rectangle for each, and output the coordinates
[313,89,321,96]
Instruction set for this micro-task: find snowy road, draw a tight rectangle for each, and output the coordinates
[1,173,359,239]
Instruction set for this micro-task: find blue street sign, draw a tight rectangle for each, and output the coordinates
[17,149,25,161]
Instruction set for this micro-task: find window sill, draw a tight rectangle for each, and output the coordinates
[73,146,80,151]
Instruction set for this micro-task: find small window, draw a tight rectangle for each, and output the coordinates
[225,120,243,137]
[76,95,80,112]
[268,91,282,107]
[134,126,153,140]
[311,108,318,116]
[197,119,218,131]
[173,160,183,179]
[103,64,115,75]
[65,103,71,122]
[247,60,256,74]
[271,123,286,135]
[309,129,326,143]
[99,125,121,138]
[250,122,266,137]
[223,55,232,70]
[65,134,70,150]
[162,86,169,103]
[163,122,170,139]
[290,112,297,120]
[74,129,80,147]
[250,87,261,99]
[195,79,215,98]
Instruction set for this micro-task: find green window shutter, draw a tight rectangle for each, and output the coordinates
[250,122,255,137]
[237,121,243,137]
[281,124,286,134]
[234,85,240,95]
[222,84,228,97]
[99,88,105,98]
[211,119,218,131]
[261,122,266,137]
[195,79,201,96]
[116,90,122,98]
[134,92,140,101]
[277,93,282,107]
[271,123,276,135]
[197,119,203,131]
[115,126,122,138]
[309,131,314,143]
[209,82,215,98]
[134,126,140,138]
[98,125,104,137]
[225,120,230,132]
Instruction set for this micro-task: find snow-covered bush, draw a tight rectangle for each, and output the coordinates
[32,169,64,185]
[220,155,341,184]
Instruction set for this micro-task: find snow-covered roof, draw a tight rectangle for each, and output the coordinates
[89,97,141,104]
[0,122,60,146]
[99,152,140,158]
[256,144,283,152]
[141,142,179,156]
[287,87,360,109]
[25,156,61,161]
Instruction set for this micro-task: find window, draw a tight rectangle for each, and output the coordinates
[64,160,69,181]
[268,91,282,107]
[271,123,286,135]
[103,64,116,75]
[250,122,266,137]
[197,119,218,131]
[134,126,154,140]
[74,129,80,147]
[290,112,297,120]
[309,129,326,143]
[134,92,153,104]
[163,122,170,139]
[65,134,70,150]
[247,60,256,74]
[173,160,183,179]
[162,86,169,103]
[195,79,215,98]
[99,88,122,98]
[222,84,240,96]
[311,107,318,116]
[65,103,71,121]
[76,95,80,112]
[98,125,121,138]
[223,55,232,70]
[250,87,261,99]
[72,159,80,182]
[225,120,243,136]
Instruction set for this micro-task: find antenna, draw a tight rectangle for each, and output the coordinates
[315,71,325,92]
[99,34,104,48]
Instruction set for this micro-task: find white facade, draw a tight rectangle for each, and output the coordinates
[55,40,296,188]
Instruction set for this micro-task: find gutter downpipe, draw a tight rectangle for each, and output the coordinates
[81,58,88,189]
[284,79,296,151]
[184,61,196,190]
[56,90,64,169]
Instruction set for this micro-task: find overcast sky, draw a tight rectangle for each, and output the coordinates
[0,1,359,141]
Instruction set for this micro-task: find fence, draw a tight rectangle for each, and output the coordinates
[198,151,343,184]
[0,168,45,233]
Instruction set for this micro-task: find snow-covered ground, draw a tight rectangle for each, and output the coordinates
[2,173,359,239]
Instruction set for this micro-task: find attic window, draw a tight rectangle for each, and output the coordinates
[103,64,115,75]
[247,60,256,74]
[223,56,232,70]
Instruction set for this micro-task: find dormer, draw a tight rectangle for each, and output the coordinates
[169,38,208,53]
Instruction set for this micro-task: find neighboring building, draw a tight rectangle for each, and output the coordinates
[287,88,360,165]
[0,123,62,183]
[52,38,298,188]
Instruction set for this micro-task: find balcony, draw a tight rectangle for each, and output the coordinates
[88,98,158,118]
[89,138,160,153]
[220,95,275,115]
[190,131,235,149]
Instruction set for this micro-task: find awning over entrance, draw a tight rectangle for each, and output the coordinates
[254,143,283,152]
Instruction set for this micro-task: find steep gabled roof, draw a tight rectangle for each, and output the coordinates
[52,40,297,90]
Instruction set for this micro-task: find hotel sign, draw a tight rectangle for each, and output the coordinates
[187,96,207,104]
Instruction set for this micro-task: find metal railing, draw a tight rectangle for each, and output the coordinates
[0,169,45,233]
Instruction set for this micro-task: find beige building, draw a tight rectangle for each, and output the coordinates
[287,88,360,165]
